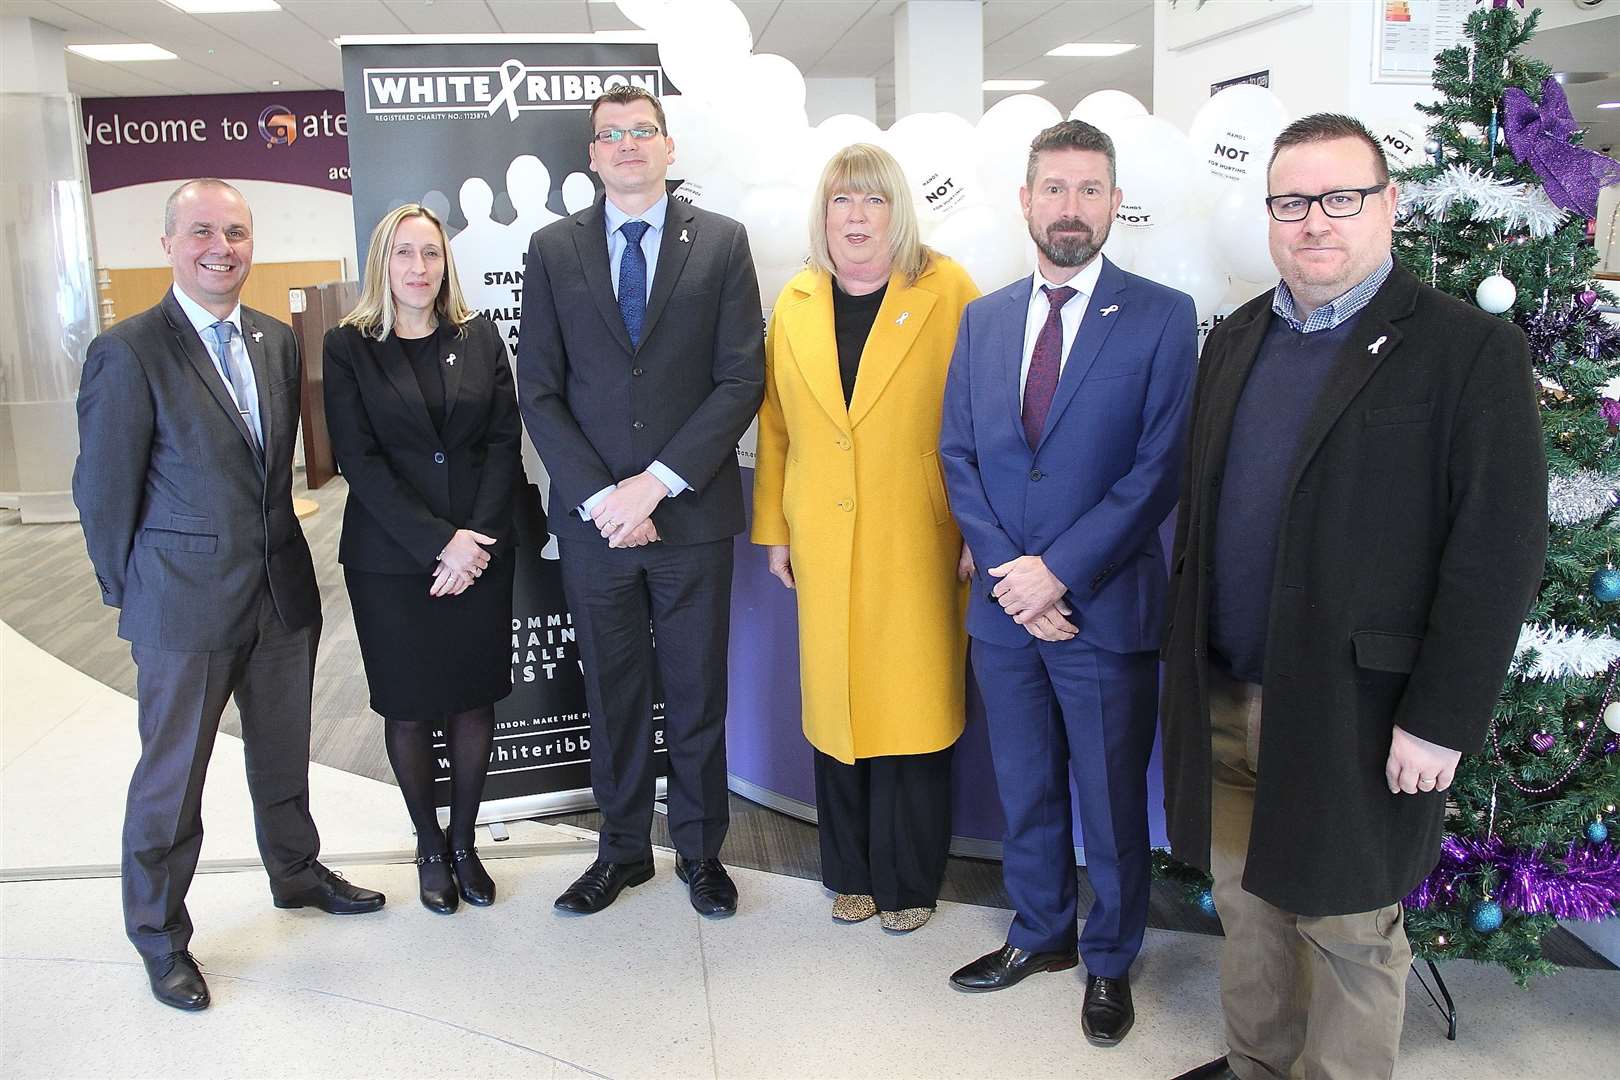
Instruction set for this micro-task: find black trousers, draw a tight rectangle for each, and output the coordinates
[123,589,322,959]
[813,745,954,911]
[559,537,733,864]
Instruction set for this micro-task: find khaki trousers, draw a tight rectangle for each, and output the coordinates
[1207,667,1411,1080]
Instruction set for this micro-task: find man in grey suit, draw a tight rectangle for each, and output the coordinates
[74,179,384,1012]
[517,88,764,918]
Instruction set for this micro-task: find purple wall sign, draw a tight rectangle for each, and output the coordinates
[81,90,350,194]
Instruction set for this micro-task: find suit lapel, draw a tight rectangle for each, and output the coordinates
[379,331,439,437]
[1281,268,1418,494]
[848,272,937,429]
[573,197,634,354]
[1036,258,1127,450]
[239,311,271,467]
[161,291,261,464]
[1000,277,1033,439]
[638,198,695,351]
[438,323,465,429]
[780,273,851,434]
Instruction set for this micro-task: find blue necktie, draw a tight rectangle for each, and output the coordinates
[207,320,261,454]
[618,219,650,348]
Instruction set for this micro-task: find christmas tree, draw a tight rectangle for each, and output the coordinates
[1389,3,1620,985]
[1158,4,1620,986]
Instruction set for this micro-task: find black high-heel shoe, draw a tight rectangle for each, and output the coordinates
[415,852,459,914]
[451,847,496,906]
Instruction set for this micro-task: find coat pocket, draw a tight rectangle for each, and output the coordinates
[1364,402,1432,427]
[921,450,950,526]
[1350,630,1424,673]
[137,528,219,554]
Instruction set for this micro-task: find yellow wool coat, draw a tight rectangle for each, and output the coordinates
[751,257,979,765]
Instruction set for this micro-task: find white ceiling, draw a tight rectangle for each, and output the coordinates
[2,0,1156,123]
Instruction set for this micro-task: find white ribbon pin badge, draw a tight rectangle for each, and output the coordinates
[679,229,690,243]
[445,353,456,366]
[1368,335,1388,355]
[896,312,910,326]
[1098,305,1119,317]
[251,330,264,342]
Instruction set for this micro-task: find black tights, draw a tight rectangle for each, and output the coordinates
[384,705,495,855]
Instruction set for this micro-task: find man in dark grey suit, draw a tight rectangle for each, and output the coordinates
[74,179,384,1012]
[517,88,764,918]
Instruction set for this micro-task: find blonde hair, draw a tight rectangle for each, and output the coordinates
[806,143,933,287]
[342,203,475,340]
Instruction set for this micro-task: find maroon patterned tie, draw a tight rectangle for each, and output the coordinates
[1023,285,1076,449]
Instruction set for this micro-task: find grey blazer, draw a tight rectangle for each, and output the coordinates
[515,195,765,546]
[74,289,320,651]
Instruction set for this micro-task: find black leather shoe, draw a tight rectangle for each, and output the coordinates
[143,950,209,1011]
[675,858,738,917]
[272,863,386,914]
[949,944,1079,992]
[416,852,458,914]
[1171,1056,1236,1080]
[553,859,654,914]
[1081,972,1134,1046]
[451,847,496,906]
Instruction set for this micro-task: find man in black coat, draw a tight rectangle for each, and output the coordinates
[74,180,385,1013]
[516,88,764,918]
[1160,115,1546,1079]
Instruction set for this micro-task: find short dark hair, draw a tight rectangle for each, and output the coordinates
[164,178,247,235]
[1026,120,1116,188]
[589,86,668,138]
[1267,112,1390,185]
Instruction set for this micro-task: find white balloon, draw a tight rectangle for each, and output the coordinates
[1100,224,1138,273]
[887,112,980,220]
[1189,84,1290,189]
[800,114,884,181]
[614,0,674,34]
[1370,114,1429,172]
[1070,89,1148,131]
[975,94,1064,212]
[1111,116,1201,230]
[732,107,810,185]
[1132,221,1230,324]
[1211,178,1275,284]
[657,3,752,100]
[738,184,813,270]
[754,259,804,308]
[931,204,1029,294]
[740,53,807,114]
[662,95,720,181]
[674,170,746,219]
[561,171,597,215]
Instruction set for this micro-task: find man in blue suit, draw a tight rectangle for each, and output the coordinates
[939,120,1197,1047]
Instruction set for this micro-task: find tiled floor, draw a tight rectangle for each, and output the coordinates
[4,621,1618,1078]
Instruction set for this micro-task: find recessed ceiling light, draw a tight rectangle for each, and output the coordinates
[983,80,1046,92]
[1597,102,1620,110]
[1047,42,1139,58]
[271,80,281,86]
[68,43,179,62]
[163,1,282,12]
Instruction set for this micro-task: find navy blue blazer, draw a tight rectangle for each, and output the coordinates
[939,257,1197,653]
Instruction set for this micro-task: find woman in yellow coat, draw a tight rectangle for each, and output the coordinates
[752,144,978,932]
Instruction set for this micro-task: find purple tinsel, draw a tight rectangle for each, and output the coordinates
[1406,835,1620,921]
[1503,78,1620,217]
[1601,400,1620,427]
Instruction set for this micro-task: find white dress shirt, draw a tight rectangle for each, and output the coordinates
[172,284,262,446]
[1019,254,1105,398]
[579,193,687,519]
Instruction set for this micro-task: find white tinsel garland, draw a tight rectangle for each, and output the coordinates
[1398,165,1569,239]
[1514,622,1620,680]
[1548,470,1619,525]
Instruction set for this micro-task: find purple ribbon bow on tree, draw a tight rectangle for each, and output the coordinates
[1502,77,1620,217]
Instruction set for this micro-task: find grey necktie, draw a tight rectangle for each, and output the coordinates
[207,320,261,454]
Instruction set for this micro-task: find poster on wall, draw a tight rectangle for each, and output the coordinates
[1373,0,1472,83]
[341,37,668,819]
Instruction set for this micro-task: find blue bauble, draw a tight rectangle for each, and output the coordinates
[1196,889,1218,917]
[1588,820,1610,843]
[1469,899,1504,934]
[1592,568,1620,602]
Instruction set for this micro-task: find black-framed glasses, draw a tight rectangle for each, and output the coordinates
[592,125,661,144]
[1265,183,1388,222]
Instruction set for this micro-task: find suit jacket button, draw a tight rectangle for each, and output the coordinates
[839,498,853,512]
[1030,469,1043,481]
[632,420,645,430]
[433,451,445,464]
[632,367,644,376]
[837,437,851,450]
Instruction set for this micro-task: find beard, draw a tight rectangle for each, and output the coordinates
[1030,215,1107,268]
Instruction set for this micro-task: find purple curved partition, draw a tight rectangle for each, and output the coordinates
[727,478,1171,858]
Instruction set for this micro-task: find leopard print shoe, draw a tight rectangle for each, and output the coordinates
[832,893,877,922]
[879,907,933,932]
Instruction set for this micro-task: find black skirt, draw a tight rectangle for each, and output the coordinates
[344,554,515,716]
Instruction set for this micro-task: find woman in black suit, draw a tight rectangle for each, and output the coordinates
[324,203,521,914]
